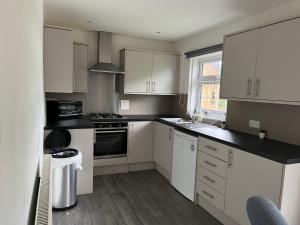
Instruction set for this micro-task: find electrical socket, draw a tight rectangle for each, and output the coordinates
[249,120,260,129]
[120,100,130,110]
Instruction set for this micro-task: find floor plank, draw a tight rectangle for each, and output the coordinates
[53,170,222,225]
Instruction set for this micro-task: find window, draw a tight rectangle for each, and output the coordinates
[188,52,227,121]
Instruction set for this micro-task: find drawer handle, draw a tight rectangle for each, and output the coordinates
[203,175,216,183]
[202,191,215,199]
[228,150,233,168]
[205,145,218,151]
[204,160,217,168]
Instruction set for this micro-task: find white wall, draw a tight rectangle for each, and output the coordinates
[0,1,44,225]
[175,0,300,93]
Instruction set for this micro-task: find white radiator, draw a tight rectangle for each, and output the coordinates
[35,155,52,225]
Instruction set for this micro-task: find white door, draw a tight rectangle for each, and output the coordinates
[151,54,178,94]
[73,43,88,92]
[124,50,152,94]
[171,131,197,201]
[153,122,173,174]
[255,18,300,102]
[225,148,283,225]
[220,29,259,99]
[44,27,73,93]
[128,122,153,163]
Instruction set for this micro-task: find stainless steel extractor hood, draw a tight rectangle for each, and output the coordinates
[89,32,125,74]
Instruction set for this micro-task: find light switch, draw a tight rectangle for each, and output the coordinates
[249,120,260,129]
[120,100,130,110]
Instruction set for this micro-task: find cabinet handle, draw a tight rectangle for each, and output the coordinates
[202,191,215,199]
[254,78,260,97]
[228,150,233,168]
[130,124,134,134]
[168,128,173,140]
[247,78,252,96]
[205,145,218,152]
[146,81,150,92]
[204,160,217,168]
[151,82,155,92]
[190,144,195,151]
[203,175,216,183]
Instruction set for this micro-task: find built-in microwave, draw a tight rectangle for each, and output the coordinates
[46,100,83,122]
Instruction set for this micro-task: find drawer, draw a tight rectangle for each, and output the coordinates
[197,180,225,211]
[198,137,230,162]
[198,152,228,178]
[197,166,226,195]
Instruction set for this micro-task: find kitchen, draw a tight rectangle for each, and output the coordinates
[3,1,300,225]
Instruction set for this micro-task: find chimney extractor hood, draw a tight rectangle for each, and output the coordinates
[89,32,125,74]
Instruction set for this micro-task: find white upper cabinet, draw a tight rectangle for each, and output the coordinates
[121,49,179,95]
[151,54,178,95]
[73,43,88,92]
[225,148,283,225]
[123,50,153,94]
[221,17,300,104]
[220,29,259,99]
[44,26,73,93]
[255,18,300,102]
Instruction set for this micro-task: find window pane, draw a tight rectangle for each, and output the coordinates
[200,83,227,112]
[202,61,222,77]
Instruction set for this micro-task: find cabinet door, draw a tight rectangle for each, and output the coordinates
[73,44,88,92]
[153,122,173,173]
[128,121,153,163]
[44,27,73,93]
[220,30,259,99]
[255,18,300,102]
[151,54,178,94]
[124,50,152,94]
[171,131,197,201]
[225,149,283,225]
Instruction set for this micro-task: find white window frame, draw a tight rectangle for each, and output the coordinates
[188,51,226,121]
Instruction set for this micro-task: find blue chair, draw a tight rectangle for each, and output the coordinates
[246,196,289,225]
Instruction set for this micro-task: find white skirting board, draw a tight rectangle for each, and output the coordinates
[93,161,155,176]
[155,164,171,181]
[35,155,52,225]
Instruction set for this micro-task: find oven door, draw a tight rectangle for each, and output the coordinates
[94,129,127,159]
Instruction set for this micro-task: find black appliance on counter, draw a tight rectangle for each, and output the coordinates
[46,100,83,122]
[89,113,128,159]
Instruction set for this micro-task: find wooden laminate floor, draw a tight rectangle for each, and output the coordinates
[53,170,222,225]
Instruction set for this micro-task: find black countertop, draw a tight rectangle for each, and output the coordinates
[44,118,94,130]
[44,115,300,164]
[156,119,300,165]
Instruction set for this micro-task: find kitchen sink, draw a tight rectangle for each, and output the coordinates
[161,117,215,129]
[160,118,192,124]
[179,122,212,129]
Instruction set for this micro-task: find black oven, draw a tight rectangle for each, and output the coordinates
[93,122,128,159]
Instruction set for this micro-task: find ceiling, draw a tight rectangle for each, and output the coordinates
[44,0,294,41]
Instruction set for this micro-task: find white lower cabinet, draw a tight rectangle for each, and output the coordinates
[196,137,300,225]
[153,122,173,179]
[44,128,94,195]
[225,148,283,225]
[197,137,230,213]
[197,180,225,210]
[128,121,153,163]
[172,131,198,201]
